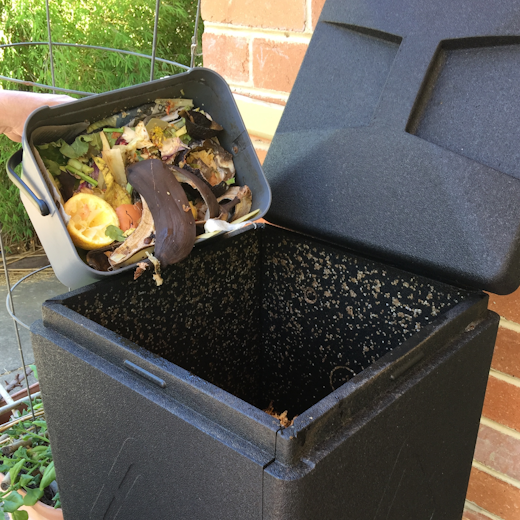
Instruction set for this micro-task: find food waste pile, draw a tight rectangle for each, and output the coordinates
[36,98,256,285]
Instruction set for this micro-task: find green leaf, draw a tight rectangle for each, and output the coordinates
[23,487,43,506]
[42,158,63,177]
[39,461,55,490]
[105,225,126,242]
[88,132,102,154]
[11,510,29,520]
[29,365,38,380]
[36,141,67,167]
[19,474,33,487]
[9,459,25,486]
[1,490,24,512]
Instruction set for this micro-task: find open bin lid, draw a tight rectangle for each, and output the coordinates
[263,0,520,295]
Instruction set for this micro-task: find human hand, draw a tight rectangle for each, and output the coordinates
[0,90,75,142]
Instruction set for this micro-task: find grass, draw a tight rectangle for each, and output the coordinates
[0,136,35,253]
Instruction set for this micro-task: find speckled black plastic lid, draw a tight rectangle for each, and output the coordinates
[263,0,520,295]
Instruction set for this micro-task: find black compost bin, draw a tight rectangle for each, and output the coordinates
[33,225,497,520]
[30,0,520,517]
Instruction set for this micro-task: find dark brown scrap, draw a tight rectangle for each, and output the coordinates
[180,109,223,140]
[169,165,220,220]
[86,244,119,271]
[127,159,196,267]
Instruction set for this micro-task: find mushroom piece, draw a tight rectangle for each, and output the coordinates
[108,197,156,268]
[126,159,196,267]
[169,165,220,220]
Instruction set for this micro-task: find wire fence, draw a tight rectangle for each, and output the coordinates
[0,0,202,97]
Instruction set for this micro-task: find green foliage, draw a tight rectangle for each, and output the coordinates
[0,395,60,515]
[0,135,34,252]
[0,0,202,248]
[0,0,202,93]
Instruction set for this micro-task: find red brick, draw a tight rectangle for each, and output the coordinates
[466,467,520,520]
[487,289,520,324]
[474,423,520,482]
[463,510,496,520]
[254,147,268,164]
[311,0,327,29]
[202,33,250,83]
[492,327,520,379]
[252,39,308,93]
[201,0,306,32]
[482,376,520,432]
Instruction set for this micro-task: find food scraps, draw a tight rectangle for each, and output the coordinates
[36,98,257,284]
[264,402,298,428]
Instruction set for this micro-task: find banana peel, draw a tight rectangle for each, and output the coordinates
[127,159,196,267]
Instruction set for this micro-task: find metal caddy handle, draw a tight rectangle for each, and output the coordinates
[6,149,50,217]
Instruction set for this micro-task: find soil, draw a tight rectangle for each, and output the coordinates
[40,485,58,507]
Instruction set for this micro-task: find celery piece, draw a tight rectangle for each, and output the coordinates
[64,165,98,187]
[67,158,94,175]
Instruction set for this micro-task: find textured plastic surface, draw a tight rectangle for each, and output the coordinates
[18,68,270,289]
[263,0,520,295]
[32,224,498,519]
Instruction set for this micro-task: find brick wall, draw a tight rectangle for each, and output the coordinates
[201,2,520,519]
[202,0,327,160]
[464,297,520,520]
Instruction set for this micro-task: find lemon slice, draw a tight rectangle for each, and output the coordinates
[64,193,119,250]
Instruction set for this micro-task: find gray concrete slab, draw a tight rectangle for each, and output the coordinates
[1,270,67,375]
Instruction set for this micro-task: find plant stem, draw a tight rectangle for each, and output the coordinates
[25,433,49,444]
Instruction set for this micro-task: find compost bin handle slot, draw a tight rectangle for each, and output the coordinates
[6,149,50,217]
[123,360,166,388]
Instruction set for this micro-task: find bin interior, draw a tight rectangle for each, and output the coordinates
[62,225,472,418]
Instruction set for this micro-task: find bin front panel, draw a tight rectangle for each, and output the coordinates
[32,324,269,520]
